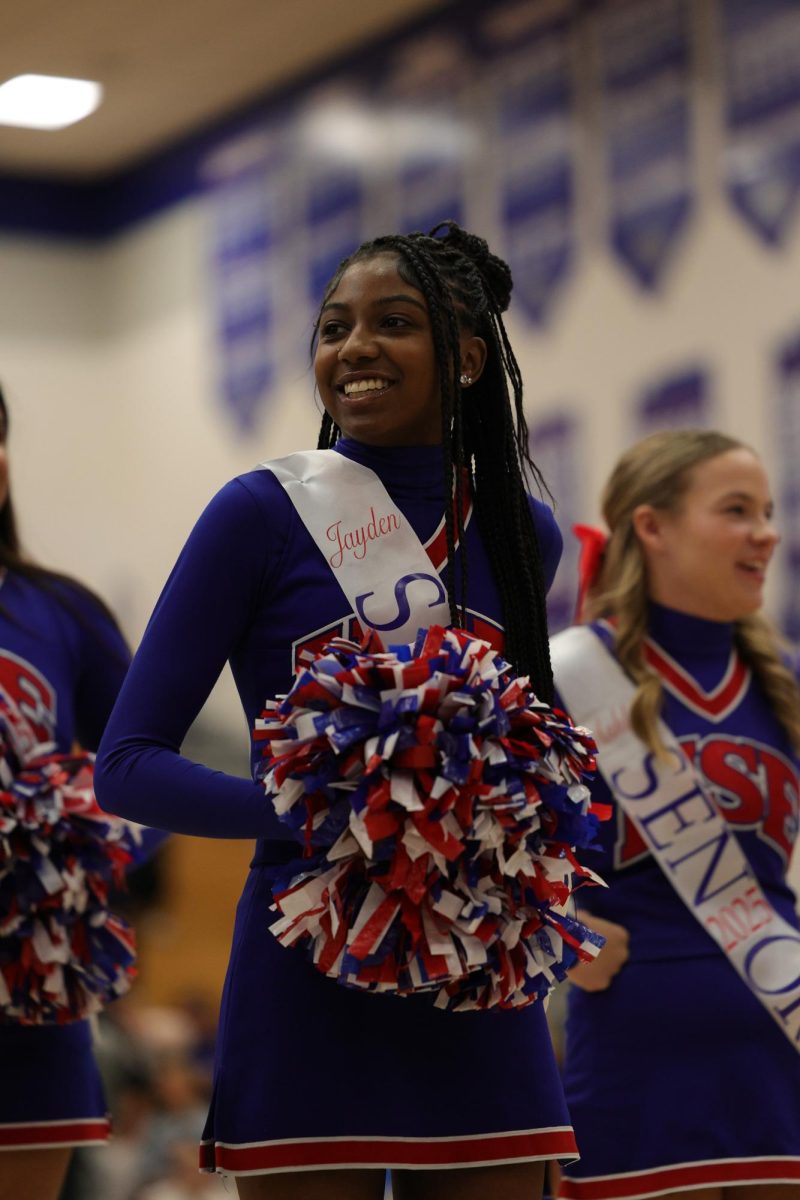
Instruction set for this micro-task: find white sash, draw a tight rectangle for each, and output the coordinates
[263,450,451,646]
[551,624,800,1049]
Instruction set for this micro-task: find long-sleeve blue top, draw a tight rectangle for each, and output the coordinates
[95,439,562,859]
[0,569,165,865]
[0,571,130,753]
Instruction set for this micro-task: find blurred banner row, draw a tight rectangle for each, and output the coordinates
[204,0,800,431]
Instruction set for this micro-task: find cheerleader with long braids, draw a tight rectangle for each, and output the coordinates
[551,430,800,1200]
[0,385,159,1200]
[96,221,600,1200]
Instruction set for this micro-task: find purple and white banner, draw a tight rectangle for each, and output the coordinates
[304,166,365,309]
[634,365,711,435]
[775,333,800,641]
[597,0,693,289]
[203,127,290,434]
[297,86,368,308]
[721,0,800,245]
[477,0,577,326]
[377,30,471,235]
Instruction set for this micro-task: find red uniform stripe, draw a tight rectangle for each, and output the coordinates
[643,641,749,721]
[423,496,473,572]
[0,1118,110,1149]
[201,1127,576,1174]
[559,1158,800,1200]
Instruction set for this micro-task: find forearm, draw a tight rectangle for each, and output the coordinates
[95,739,293,841]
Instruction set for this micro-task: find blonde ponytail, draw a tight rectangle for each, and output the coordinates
[735,615,800,752]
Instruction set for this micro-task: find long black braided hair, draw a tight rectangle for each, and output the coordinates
[312,221,555,701]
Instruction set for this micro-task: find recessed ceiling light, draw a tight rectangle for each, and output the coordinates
[0,74,103,131]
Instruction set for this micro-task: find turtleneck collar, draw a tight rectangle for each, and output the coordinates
[647,600,735,660]
[333,437,446,499]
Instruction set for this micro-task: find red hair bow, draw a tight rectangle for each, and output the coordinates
[572,523,608,622]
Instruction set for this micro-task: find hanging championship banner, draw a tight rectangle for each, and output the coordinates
[721,0,800,245]
[597,0,693,289]
[203,126,290,434]
[775,334,800,641]
[297,84,367,307]
[376,28,471,235]
[528,413,582,632]
[633,365,711,435]
[475,0,577,326]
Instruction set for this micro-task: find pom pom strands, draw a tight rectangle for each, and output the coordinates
[256,626,605,1011]
[0,702,139,1026]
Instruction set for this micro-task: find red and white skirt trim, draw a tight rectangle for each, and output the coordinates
[0,1116,111,1151]
[200,1125,578,1176]
[559,1157,800,1200]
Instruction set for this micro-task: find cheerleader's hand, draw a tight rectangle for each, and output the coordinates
[568,914,629,992]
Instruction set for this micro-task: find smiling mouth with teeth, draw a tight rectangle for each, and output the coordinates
[341,378,392,396]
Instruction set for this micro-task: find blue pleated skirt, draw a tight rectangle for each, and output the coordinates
[0,1020,109,1150]
[559,956,800,1199]
[200,864,576,1176]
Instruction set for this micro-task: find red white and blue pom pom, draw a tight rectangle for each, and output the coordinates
[256,626,606,1011]
[0,702,140,1025]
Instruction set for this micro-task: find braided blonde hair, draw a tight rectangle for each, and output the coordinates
[584,430,800,756]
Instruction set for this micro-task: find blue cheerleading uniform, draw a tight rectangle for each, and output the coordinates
[95,438,579,1177]
[559,603,800,1198]
[0,571,131,1151]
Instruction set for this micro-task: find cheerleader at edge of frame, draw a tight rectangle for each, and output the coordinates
[0,383,165,1200]
[94,220,587,1200]
[556,429,800,1200]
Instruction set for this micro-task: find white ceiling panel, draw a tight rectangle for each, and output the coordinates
[0,0,445,178]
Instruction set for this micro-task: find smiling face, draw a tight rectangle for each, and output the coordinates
[313,252,445,447]
[634,448,779,622]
